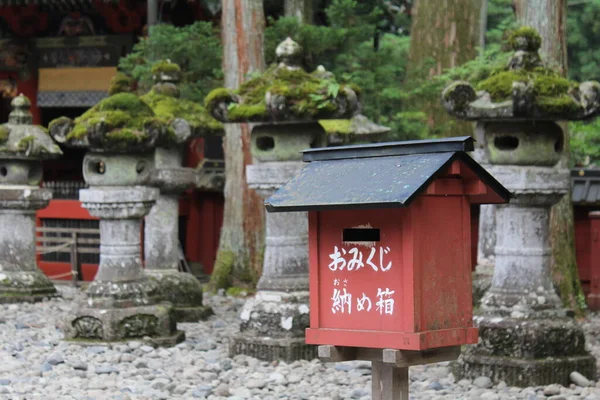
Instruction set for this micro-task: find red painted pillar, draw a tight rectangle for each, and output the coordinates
[588,211,600,310]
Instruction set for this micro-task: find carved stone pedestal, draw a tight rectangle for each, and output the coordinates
[455,164,596,387]
[145,148,212,322]
[64,185,184,345]
[229,160,316,362]
[0,188,57,302]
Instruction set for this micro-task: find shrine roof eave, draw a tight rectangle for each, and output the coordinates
[265,138,513,213]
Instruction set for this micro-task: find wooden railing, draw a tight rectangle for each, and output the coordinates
[36,226,100,285]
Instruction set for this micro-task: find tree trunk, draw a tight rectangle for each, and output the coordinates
[406,0,482,137]
[514,0,585,314]
[210,0,266,290]
[285,0,313,23]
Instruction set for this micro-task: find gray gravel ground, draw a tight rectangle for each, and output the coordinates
[2,285,600,399]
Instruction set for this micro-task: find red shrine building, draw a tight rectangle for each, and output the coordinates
[0,0,224,280]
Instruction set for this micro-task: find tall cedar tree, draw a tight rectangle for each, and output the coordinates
[285,0,313,23]
[209,0,266,290]
[406,0,482,137]
[514,0,586,313]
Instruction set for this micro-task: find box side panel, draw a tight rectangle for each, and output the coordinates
[316,208,410,334]
[416,196,472,332]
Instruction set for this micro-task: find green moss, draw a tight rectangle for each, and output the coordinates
[108,73,134,95]
[17,135,34,151]
[228,103,267,121]
[319,119,352,134]
[96,93,154,115]
[66,93,171,144]
[225,287,255,297]
[151,60,181,75]
[48,116,71,133]
[141,89,223,134]
[204,88,236,110]
[0,126,9,143]
[209,250,235,290]
[205,65,356,121]
[478,69,576,102]
[508,27,542,51]
[536,95,582,115]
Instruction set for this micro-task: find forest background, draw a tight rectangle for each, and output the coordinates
[117,0,600,168]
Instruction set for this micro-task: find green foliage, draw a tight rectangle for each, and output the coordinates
[568,0,600,82]
[570,119,600,167]
[118,22,222,103]
[486,0,517,49]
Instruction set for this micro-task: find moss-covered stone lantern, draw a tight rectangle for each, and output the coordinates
[0,94,62,302]
[205,37,360,362]
[443,27,598,386]
[49,91,185,345]
[137,60,219,322]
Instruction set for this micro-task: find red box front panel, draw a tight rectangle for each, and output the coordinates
[314,208,412,333]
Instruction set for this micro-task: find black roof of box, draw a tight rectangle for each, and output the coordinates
[266,137,513,212]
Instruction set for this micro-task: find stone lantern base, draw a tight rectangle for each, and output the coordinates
[455,316,596,387]
[63,186,184,346]
[0,271,58,304]
[229,160,317,362]
[65,302,184,346]
[146,269,213,322]
[229,291,317,362]
[0,188,58,303]
[455,164,597,386]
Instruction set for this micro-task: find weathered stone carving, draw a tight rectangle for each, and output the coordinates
[0,95,62,303]
[119,314,159,338]
[443,27,596,387]
[49,90,185,346]
[72,316,104,339]
[442,27,600,122]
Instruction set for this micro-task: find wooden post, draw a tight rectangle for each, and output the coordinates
[70,232,78,286]
[372,362,408,400]
[318,345,460,400]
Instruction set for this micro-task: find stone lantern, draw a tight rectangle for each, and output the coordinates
[442,27,599,386]
[139,61,221,322]
[205,37,360,361]
[49,92,185,345]
[0,94,62,303]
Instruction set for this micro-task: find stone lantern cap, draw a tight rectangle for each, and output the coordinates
[48,92,186,153]
[204,37,361,123]
[442,27,600,121]
[320,114,391,145]
[0,94,62,160]
[141,60,224,138]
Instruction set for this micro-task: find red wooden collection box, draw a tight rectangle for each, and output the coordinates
[265,137,511,351]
